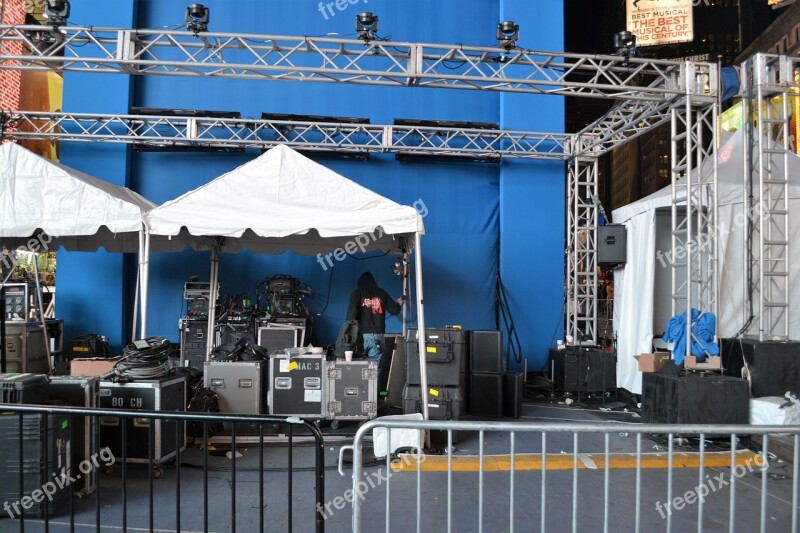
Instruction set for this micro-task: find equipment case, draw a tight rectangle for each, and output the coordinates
[204,360,266,414]
[326,359,378,421]
[269,353,326,418]
[0,412,71,517]
[49,375,99,496]
[0,373,48,404]
[98,376,186,467]
[402,384,466,443]
[405,328,467,387]
[469,372,504,418]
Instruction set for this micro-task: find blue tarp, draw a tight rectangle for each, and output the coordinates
[662,309,720,365]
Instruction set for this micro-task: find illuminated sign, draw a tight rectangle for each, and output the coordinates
[627,0,694,47]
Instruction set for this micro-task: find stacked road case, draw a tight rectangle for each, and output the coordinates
[326,359,378,422]
[268,353,326,418]
[49,375,99,497]
[98,376,186,473]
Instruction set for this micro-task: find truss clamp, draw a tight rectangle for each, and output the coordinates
[406,45,422,86]
[116,30,139,72]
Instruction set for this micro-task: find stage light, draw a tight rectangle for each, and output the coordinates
[392,252,408,277]
[356,12,379,41]
[497,20,519,51]
[43,0,70,27]
[614,31,637,64]
[186,3,210,35]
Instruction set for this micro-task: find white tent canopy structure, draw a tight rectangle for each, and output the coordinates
[612,129,800,394]
[0,141,155,366]
[142,144,432,417]
[0,142,154,252]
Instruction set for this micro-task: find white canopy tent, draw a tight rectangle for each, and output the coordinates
[143,144,433,417]
[0,142,155,366]
[612,130,800,394]
[0,142,154,252]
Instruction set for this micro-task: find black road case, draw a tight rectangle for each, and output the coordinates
[49,375,99,497]
[402,385,466,443]
[98,376,186,469]
[0,412,71,517]
[326,359,378,421]
[0,373,48,404]
[405,328,467,387]
[268,354,326,418]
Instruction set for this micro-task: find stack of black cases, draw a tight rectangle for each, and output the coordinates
[326,359,378,421]
[98,376,186,467]
[469,330,504,418]
[49,375,99,497]
[204,360,266,414]
[404,327,467,442]
[268,353,326,418]
[0,411,71,517]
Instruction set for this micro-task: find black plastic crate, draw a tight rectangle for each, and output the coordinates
[0,413,71,518]
[0,373,49,404]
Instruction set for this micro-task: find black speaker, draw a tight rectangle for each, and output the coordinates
[550,348,616,393]
[469,372,504,418]
[597,224,627,267]
[721,338,800,397]
[469,330,504,374]
[641,372,749,424]
[503,372,523,418]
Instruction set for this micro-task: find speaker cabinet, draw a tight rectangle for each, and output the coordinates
[469,330,504,374]
[597,224,627,267]
[550,348,616,393]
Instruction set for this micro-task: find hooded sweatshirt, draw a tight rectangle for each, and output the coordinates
[345,272,401,334]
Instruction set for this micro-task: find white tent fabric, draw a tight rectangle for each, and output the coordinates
[0,142,154,252]
[145,144,424,254]
[612,130,800,394]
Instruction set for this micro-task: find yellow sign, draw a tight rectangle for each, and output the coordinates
[627,0,693,47]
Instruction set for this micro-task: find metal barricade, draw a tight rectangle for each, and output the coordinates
[339,419,800,533]
[0,403,325,532]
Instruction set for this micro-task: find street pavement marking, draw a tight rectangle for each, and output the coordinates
[394,450,760,472]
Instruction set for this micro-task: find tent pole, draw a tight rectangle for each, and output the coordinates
[132,268,139,343]
[140,231,151,339]
[132,230,142,342]
[206,245,220,360]
[414,232,429,421]
[32,255,52,373]
[402,271,408,337]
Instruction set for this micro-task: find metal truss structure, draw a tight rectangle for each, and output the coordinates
[0,110,571,160]
[740,54,799,341]
[566,157,598,343]
[0,23,726,348]
[0,25,718,102]
[670,95,718,357]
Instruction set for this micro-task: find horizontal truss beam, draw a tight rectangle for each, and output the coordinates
[0,110,571,160]
[0,25,717,103]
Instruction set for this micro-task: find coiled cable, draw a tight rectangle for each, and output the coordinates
[113,336,171,380]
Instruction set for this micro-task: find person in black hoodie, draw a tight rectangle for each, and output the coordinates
[346,272,403,386]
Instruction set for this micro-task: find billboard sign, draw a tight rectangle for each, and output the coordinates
[627,0,694,47]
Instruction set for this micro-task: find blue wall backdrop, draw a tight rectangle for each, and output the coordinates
[57,0,564,370]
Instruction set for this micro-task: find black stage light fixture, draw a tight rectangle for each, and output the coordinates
[44,0,70,27]
[356,12,379,41]
[614,31,637,64]
[497,20,519,51]
[186,3,210,35]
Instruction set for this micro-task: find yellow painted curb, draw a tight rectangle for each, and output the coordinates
[393,450,762,472]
